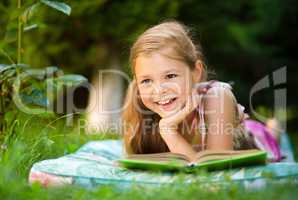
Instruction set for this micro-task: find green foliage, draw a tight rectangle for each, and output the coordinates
[0,63,87,138]
[0,1,88,140]
[0,0,72,64]
[47,74,88,91]
[6,0,181,74]
[40,0,71,16]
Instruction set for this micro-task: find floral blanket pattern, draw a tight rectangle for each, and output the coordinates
[29,134,298,189]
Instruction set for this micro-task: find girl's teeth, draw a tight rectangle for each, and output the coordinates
[158,98,177,105]
[159,99,170,105]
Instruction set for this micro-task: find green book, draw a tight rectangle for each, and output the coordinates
[117,149,267,172]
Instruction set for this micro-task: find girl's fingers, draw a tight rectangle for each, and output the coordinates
[166,90,200,124]
[160,87,203,128]
[162,96,190,125]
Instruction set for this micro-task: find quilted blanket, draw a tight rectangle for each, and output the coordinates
[29,133,298,189]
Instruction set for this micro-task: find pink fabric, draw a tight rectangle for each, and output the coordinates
[244,119,282,162]
[29,171,72,187]
[235,91,282,162]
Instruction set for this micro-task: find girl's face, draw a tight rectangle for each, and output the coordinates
[135,52,200,118]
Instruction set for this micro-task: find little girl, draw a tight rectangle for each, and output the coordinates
[121,21,281,162]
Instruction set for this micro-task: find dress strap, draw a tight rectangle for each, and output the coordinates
[198,101,207,150]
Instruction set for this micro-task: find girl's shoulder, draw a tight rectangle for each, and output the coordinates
[197,80,234,99]
[204,80,232,90]
[198,80,249,122]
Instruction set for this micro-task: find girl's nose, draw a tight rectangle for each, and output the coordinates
[153,82,170,95]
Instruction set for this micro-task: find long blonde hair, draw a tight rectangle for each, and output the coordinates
[122,20,207,154]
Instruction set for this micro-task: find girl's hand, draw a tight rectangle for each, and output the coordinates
[159,82,209,134]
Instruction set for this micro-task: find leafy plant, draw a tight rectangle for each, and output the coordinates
[0,64,88,139]
[0,1,87,139]
[1,0,71,64]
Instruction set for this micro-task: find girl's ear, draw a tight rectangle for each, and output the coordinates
[192,60,203,83]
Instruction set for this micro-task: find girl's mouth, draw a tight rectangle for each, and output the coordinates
[156,97,177,111]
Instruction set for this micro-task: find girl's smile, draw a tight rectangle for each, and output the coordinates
[155,96,178,112]
[135,52,195,118]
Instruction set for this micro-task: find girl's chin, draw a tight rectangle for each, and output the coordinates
[159,112,176,118]
[155,102,183,118]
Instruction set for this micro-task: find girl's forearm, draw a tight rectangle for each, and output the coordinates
[160,130,197,161]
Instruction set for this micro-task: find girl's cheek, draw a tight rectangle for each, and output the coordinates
[140,93,153,107]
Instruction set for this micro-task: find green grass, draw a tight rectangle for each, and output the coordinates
[0,113,298,200]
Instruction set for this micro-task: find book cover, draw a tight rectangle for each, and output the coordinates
[117,150,267,172]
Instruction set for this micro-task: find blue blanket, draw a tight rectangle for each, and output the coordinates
[29,133,298,189]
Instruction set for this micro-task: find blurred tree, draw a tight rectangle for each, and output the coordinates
[178,0,285,98]
[177,0,297,132]
[1,0,296,133]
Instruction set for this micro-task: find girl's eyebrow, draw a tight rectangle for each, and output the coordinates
[162,69,179,74]
[138,74,151,79]
[138,69,180,79]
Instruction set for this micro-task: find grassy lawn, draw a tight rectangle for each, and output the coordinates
[0,113,297,200]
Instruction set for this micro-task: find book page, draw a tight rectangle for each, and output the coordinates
[125,152,190,163]
[194,149,260,163]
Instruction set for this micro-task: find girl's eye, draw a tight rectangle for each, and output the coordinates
[141,79,152,84]
[166,74,178,79]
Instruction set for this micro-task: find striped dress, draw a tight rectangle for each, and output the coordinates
[190,80,257,151]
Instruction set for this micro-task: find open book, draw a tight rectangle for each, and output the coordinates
[117,149,267,172]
